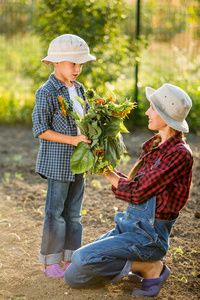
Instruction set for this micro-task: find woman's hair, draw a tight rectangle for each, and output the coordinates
[128,131,185,180]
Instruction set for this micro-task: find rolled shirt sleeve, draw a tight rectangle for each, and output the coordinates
[32,88,54,138]
[112,145,193,206]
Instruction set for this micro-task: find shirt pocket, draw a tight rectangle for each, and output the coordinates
[52,109,70,134]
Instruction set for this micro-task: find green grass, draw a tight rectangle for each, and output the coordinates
[0,33,199,131]
[0,34,42,123]
[112,39,200,131]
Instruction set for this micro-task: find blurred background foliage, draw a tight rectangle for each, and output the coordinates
[0,0,199,132]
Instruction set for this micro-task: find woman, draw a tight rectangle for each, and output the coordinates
[65,83,193,297]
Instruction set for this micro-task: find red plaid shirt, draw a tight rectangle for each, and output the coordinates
[112,132,193,220]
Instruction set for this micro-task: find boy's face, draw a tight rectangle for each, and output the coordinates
[53,61,83,86]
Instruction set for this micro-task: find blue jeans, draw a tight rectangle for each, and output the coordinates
[65,196,176,288]
[65,158,176,288]
[39,174,85,265]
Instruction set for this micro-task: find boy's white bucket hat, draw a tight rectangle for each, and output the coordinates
[146,83,192,133]
[42,34,96,65]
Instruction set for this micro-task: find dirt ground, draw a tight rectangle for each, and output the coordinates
[0,124,199,300]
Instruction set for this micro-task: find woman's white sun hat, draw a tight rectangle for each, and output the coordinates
[146,83,192,133]
[42,34,96,65]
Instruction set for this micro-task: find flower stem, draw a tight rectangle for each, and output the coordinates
[83,99,87,118]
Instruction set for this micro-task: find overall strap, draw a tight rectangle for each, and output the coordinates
[151,157,161,170]
[154,157,161,166]
[135,157,161,181]
[131,156,161,223]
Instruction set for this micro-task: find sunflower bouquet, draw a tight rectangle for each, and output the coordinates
[58,88,135,177]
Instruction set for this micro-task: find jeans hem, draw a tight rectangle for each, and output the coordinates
[110,260,133,285]
[63,249,75,261]
[39,250,63,265]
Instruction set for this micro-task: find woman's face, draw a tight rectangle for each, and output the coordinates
[145,103,167,131]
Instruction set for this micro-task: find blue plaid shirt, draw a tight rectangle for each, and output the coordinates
[32,73,89,181]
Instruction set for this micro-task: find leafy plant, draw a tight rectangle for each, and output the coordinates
[120,154,131,165]
[0,88,35,124]
[2,173,10,184]
[91,180,102,188]
[122,44,200,132]
[171,275,188,283]
[29,0,131,91]
[59,89,135,177]
[170,245,184,260]
[15,172,24,181]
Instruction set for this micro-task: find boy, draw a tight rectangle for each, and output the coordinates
[32,34,96,278]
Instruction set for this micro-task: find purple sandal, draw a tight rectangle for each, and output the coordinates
[43,264,65,278]
[132,265,170,297]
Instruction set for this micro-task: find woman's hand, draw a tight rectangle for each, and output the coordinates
[103,168,120,188]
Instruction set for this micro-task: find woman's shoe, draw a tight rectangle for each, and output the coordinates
[132,265,170,297]
[128,271,143,283]
[43,264,65,278]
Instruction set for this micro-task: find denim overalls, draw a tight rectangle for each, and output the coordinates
[65,159,177,288]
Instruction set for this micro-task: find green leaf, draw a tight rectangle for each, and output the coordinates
[89,121,102,138]
[90,138,99,148]
[67,110,81,121]
[115,133,126,160]
[119,122,129,133]
[103,124,121,137]
[76,120,89,135]
[88,123,99,137]
[109,115,122,125]
[103,137,118,169]
[85,110,98,119]
[70,142,95,174]
[93,161,108,174]
[74,95,85,106]
[108,88,116,101]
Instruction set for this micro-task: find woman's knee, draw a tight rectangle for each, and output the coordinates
[65,249,97,289]
[65,264,84,289]
[71,245,99,277]
[65,263,103,289]
[71,248,87,271]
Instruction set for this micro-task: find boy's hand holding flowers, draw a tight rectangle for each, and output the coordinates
[72,134,91,147]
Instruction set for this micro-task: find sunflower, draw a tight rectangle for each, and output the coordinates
[58,95,68,116]
[110,108,133,118]
[94,149,105,157]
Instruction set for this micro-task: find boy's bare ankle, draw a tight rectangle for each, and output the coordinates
[142,261,163,279]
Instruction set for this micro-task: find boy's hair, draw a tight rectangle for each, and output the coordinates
[42,34,96,65]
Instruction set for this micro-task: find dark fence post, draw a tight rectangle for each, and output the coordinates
[134,0,141,127]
